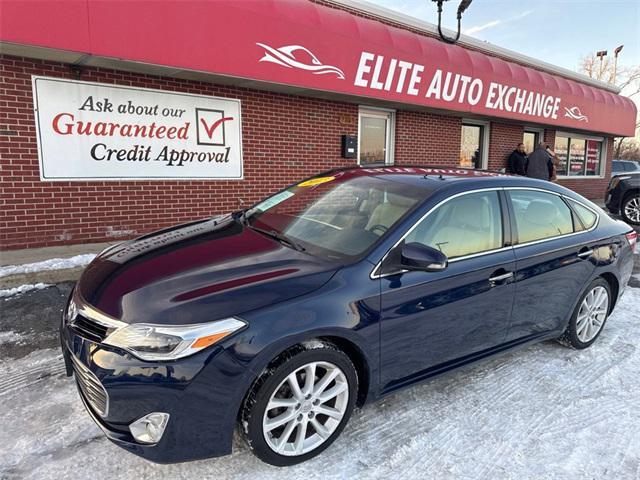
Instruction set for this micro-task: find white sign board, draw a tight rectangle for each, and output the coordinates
[32,76,243,180]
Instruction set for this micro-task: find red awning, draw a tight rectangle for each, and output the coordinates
[1,0,636,136]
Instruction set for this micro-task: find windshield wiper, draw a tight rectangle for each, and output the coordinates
[249,226,306,252]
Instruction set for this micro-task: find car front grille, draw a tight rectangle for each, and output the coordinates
[71,354,109,417]
[69,314,110,342]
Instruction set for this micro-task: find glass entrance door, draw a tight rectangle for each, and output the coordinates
[359,109,394,165]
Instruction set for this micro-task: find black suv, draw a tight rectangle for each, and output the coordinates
[605,168,640,225]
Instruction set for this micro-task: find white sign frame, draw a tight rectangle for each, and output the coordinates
[32,76,244,181]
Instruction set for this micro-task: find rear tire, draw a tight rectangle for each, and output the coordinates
[621,192,640,225]
[558,278,611,349]
[240,343,357,466]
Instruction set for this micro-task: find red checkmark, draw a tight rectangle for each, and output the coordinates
[199,116,233,139]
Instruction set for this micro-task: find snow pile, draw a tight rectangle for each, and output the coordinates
[0,331,23,345]
[0,283,50,298]
[0,254,96,278]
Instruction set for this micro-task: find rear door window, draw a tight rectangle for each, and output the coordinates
[508,190,574,244]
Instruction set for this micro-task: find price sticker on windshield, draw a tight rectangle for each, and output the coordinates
[297,176,335,187]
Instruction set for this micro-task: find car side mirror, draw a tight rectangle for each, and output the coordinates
[400,242,448,272]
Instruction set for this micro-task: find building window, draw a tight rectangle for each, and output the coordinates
[523,129,542,155]
[460,121,488,169]
[554,132,604,177]
[358,108,394,165]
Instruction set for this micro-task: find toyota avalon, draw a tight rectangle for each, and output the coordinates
[60,166,637,466]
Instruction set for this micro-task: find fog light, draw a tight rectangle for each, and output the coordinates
[129,412,170,444]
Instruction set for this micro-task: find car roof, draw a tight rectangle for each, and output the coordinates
[312,164,604,207]
[318,164,566,194]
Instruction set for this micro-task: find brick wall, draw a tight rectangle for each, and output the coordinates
[395,110,461,166]
[488,122,525,171]
[0,55,612,250]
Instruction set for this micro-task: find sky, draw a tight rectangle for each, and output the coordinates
[366,0,640,89]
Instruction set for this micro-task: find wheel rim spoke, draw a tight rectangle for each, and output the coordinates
[277,419,298,452]
[318,381,348,403]
[576,318,589,335]
[293,419,308,454]
[302,363,316,396]
[267,397,298,410]
[287,373,304,401]
[314,404,343,419]
[312,368,339,397]
[310,417,330,439]
[265,409,297,432]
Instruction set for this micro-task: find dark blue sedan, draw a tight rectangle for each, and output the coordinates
[60,166,637,466]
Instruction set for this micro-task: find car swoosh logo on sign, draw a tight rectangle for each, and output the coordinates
[256,43,345,79]
[564,106,589,122]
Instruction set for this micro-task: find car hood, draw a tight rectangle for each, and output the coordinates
[77,216,339,325]
[613,171,640,178]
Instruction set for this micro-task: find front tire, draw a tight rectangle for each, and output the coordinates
[558,278,611,349]
[622,192,640,225]
[241,343,358,466]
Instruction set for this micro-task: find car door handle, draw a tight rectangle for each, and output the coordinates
[577,249,594,258]
[488,271,514,283]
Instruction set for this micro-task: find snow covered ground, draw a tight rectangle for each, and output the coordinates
[1,286,639,479]
[0,283,50,299]
[0,254,96,278]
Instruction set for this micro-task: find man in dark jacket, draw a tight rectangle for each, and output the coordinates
[526,142,554,180]
[507,143,527,175]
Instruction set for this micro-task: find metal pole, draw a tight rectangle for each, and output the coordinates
[613,45,624,85]
[596,50,607,81]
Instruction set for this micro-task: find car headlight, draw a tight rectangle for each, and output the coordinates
[103,318,246,361]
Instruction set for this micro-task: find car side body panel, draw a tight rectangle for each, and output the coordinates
[507,232,598,341]
[378,249,517,392]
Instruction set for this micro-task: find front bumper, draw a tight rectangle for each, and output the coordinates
[60,322,250,463]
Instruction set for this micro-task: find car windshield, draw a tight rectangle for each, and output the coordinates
[244,173,426,260]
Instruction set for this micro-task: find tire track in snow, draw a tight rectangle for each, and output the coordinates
[367,354,554,478]
[0,356,66,395]
[470,295,640,480]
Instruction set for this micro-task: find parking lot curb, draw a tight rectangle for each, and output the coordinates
[0,268,84,290]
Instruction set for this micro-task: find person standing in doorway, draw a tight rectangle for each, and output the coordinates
[507,143,527,175]
[526,142,554,181]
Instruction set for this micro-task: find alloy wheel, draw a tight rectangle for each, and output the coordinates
[262,361,349,456]
[623,196,640,224]
[576,285,609,343]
